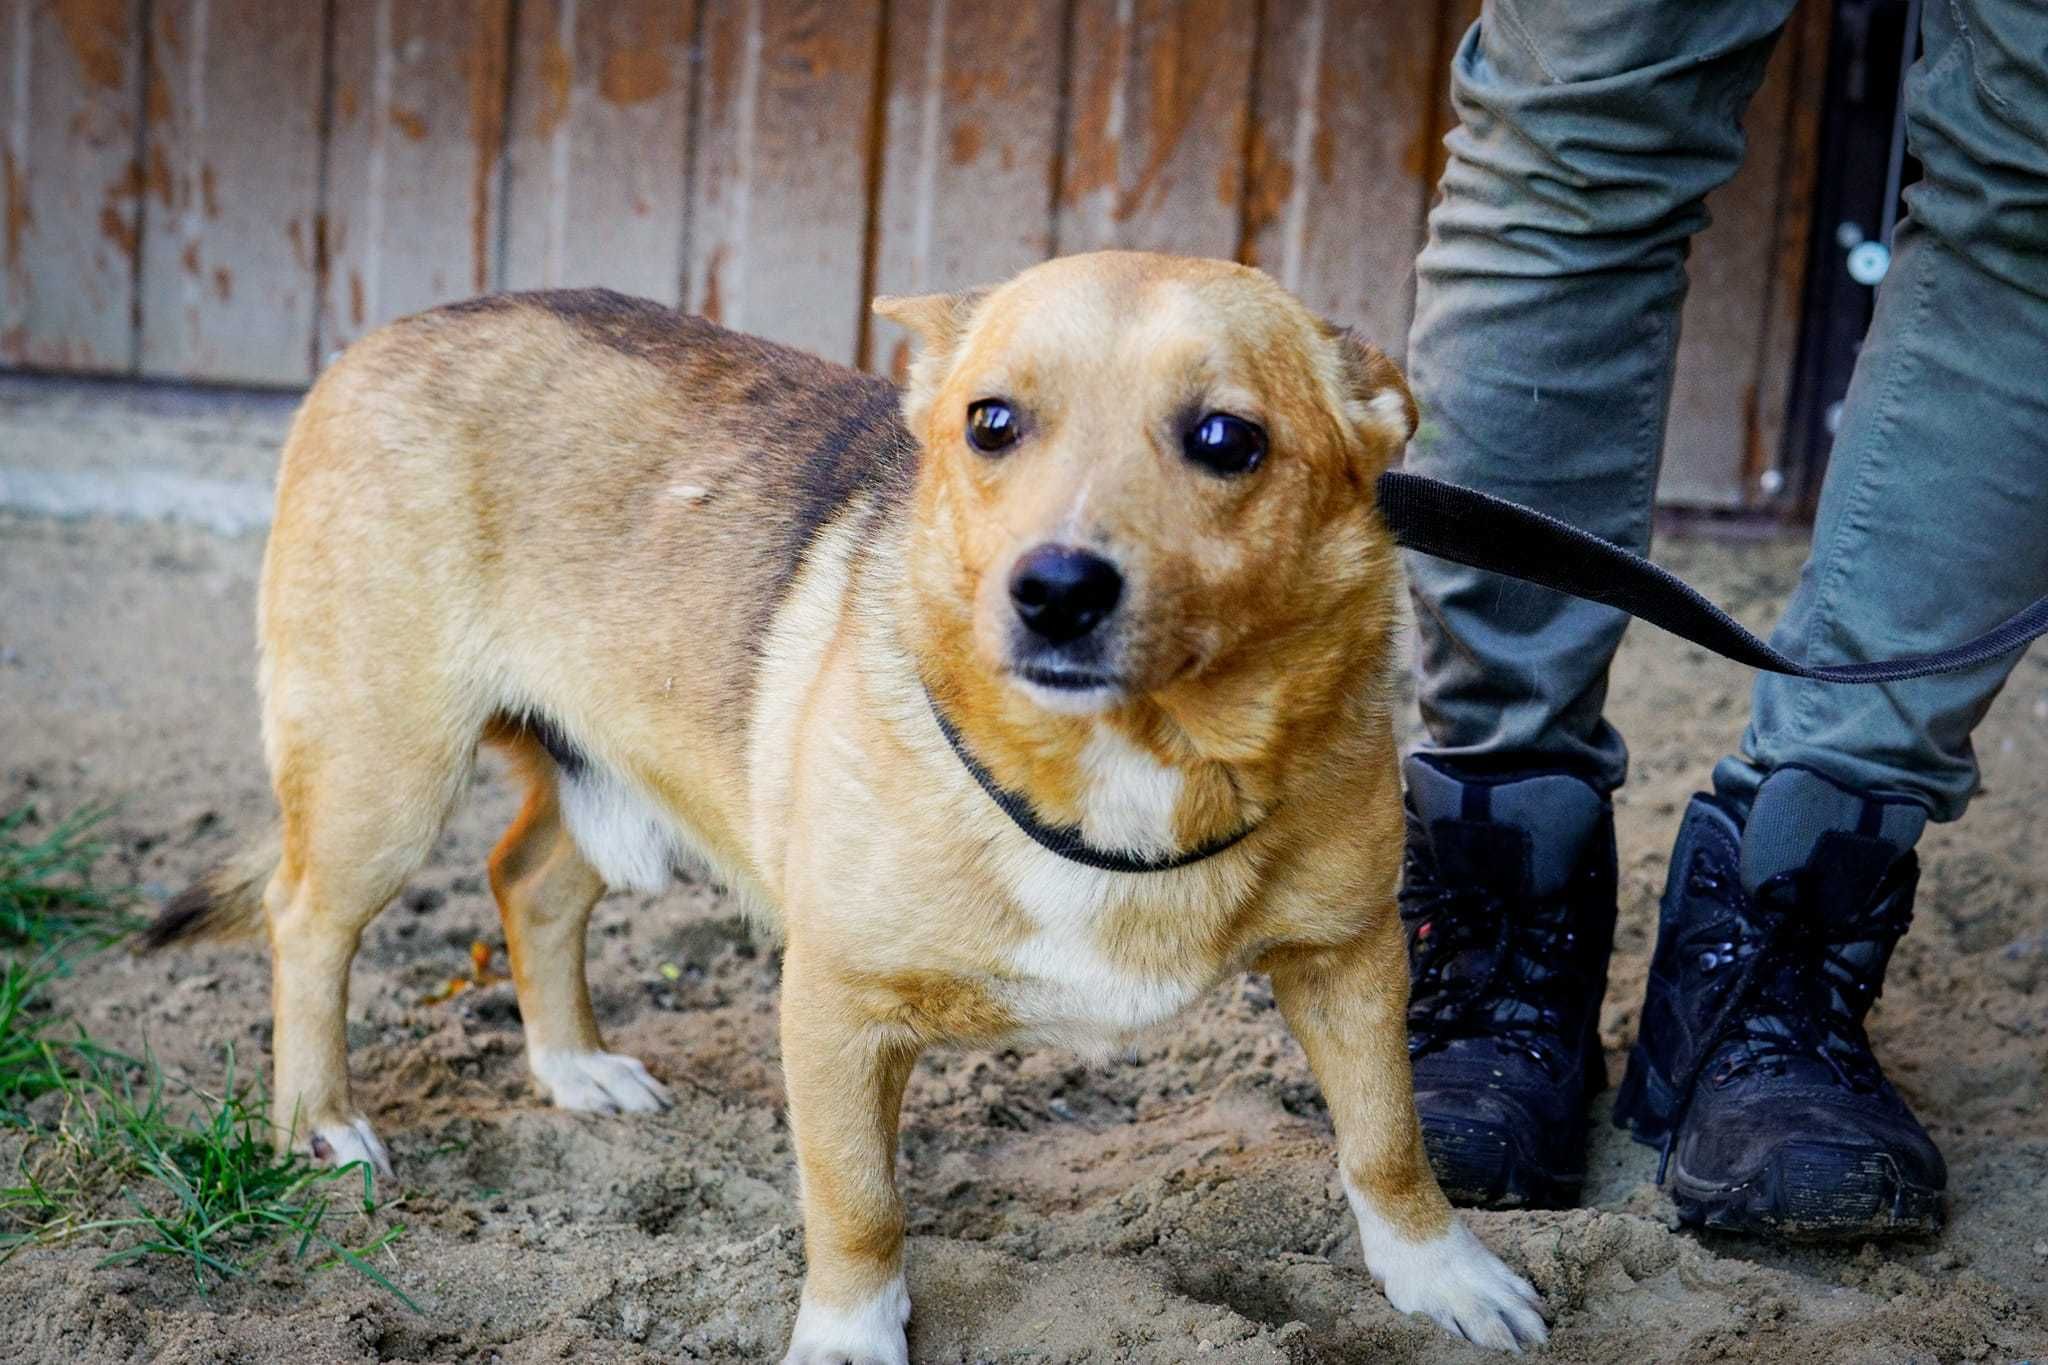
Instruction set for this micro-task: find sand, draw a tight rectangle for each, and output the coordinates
[2,505,2044,1364]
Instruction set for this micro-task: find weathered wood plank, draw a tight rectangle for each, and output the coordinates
[1749,0,1829,505]
[0,0,143,373]
[502,0,694,300]
[687,0,883,365]
[320,0,511,356]
[868,0,1063,377]
[138,0,325,385]
[1057,0,1258,259]
[1244,0,1439,359]
[1662,2,1820,509]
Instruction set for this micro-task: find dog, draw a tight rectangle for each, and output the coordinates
[149,250,1547,1360]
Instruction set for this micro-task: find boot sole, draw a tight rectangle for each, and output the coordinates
[1421,1113,1582,1210]
[1670,1143,1945,1240]
[1422,1051,1605,1211]
[1615,1044,1944,1239]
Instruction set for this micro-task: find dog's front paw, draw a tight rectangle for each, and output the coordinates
[306,1115,393,1181]
[1371,1219,1547,1352]
[782,1274,910,1365]
[529,1048,675,1114]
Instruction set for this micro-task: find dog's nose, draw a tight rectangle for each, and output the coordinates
[1009,545,1124,644]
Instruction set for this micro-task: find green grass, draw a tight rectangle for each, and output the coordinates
[0,806,146,958]
[0,955,126,1118]
[0,804,414,1308]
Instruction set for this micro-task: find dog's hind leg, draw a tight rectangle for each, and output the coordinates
[265,717,473,1179]
[486,736,673,1115]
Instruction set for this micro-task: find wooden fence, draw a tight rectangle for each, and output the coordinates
[0,0,1828,508]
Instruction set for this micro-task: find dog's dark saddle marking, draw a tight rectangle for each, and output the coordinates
[926,693,1261,874]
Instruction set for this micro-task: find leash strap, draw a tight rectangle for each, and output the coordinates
[1376,469,2048,684]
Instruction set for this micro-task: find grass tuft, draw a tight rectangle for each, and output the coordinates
[0,806,146,958]
[0,804,413,1308]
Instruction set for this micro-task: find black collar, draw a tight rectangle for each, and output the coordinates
[926,692,1260,874]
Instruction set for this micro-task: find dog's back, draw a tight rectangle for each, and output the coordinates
[264,291,913,897]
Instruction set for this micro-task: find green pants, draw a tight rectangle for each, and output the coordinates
[1406,0,2048,822]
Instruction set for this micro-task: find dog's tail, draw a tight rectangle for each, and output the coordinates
[144,831,281,949]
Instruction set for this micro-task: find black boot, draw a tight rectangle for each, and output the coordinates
[1614,766,1946,1237]
[1400,755,1618,1209]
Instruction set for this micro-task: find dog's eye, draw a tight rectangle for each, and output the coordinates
[966,400,1020,454]
[1183,413,1266,475]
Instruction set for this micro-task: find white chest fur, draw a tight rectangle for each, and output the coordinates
[996,853,1211,1052]
[1074,724,1184,859]
[990,723,1231,1054]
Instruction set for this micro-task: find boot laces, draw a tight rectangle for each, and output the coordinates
[1655,849,1909,1177]
[1403,855,1591,1073]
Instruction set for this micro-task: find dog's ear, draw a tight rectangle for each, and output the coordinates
[1324,324,1417,467]
[872,290,986,356]
[873,290,988,433]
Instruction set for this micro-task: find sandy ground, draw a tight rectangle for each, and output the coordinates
[2,495,2045,1364]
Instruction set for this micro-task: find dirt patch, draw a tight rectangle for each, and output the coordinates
[2,511,2045,1363]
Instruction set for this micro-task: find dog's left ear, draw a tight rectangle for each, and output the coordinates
[1325,324,1418,465]
[873,289,989,432]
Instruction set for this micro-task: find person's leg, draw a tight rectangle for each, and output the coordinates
[1622,0,2048,1236]
[1716,0,2048,819]
[1399,0,1797,1211]
[1406,0,1798,787]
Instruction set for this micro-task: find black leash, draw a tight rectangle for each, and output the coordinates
[1376,469,2048,684]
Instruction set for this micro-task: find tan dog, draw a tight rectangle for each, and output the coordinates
[151,251,1547,1359]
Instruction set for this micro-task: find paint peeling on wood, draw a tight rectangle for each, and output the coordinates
[98,202,137,254]
[1057,0,1256,256]
[699,244,725,324]
[1244,0,1435,357]
[2,148,28,271]
[145,66,171,123]
[321,0,514,354]
[137,0,324,383]
[1662,4,1816,509]
[870,0,1062,371]
[463,5,509,295]
[686,0,883,362]
[948,121,983,167]
[503,0,694,299]
[1238,118,1292,248]
[53,0,128,91]
[533,37,570,138]
[600,48,668,105]
[2,0,142,373]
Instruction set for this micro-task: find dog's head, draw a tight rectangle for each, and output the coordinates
[879,251,1414,723]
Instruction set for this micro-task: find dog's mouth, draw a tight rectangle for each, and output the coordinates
[1014,663,1120,691]
[1007,662,1127,713]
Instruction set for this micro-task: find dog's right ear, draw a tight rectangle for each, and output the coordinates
[872,290,987,433]
[872,291,986,356]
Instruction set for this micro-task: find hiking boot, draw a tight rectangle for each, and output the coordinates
[1400,755,1618,1209]
[1613,766,1946,1238]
